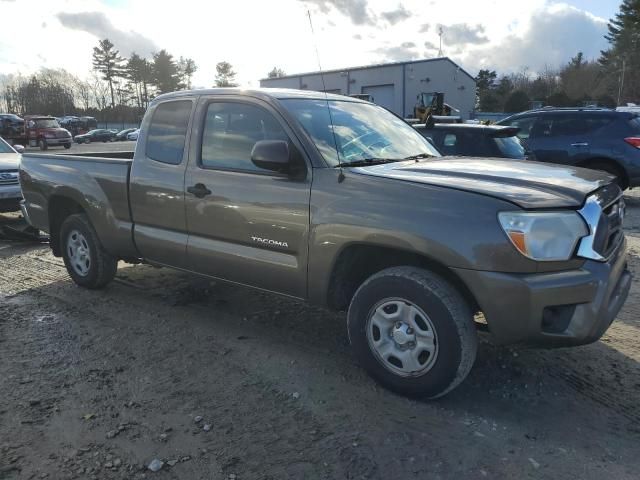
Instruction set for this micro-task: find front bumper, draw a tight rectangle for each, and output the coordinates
[43,137,72,146]
[454,239,631,347]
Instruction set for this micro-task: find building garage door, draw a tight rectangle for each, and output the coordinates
[362,85,395,112]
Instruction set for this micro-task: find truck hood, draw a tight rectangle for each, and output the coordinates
[354,157,611,209]
[0,152,20,170]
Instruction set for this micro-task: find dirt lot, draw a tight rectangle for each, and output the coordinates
[1,163,639,478]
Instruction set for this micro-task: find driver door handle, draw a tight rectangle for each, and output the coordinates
[571,142,589,147]
[187,183,212,198]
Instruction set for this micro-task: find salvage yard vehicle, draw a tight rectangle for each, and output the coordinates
[19,89,631,398]
[115,128,138,141]
[0,113,25,145]
[127,129,140,141]
[415,123,527,159]
[1,114,72,150]
[498,108,640,189]
[59,116,98,137]
[74,129,116,144]
[0,136,22,212]
[24,115,73,150]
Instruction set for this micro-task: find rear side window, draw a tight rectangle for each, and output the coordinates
[630,116,640,132]
[551,115,614,136]
[146,100,192,165]
[508,117,535,139]
[443,133,457,147]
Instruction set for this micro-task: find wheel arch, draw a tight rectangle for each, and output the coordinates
[48,194,87,256]
[325,243,480,315]
[577,157,629,189]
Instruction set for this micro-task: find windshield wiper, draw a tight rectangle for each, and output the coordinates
[403,153,435,160]
[338,158,402,167]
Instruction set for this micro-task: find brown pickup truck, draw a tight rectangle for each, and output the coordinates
[19,89,631,398]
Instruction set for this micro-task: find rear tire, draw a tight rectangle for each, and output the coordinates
[63,143,71,149]
[347,266,477,399]
[60,214,117,289]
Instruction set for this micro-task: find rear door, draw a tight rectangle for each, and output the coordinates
[129,98,195,268]
[183,96,311,298]
[528,114,591,165]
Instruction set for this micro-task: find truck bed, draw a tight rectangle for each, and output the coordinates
[19,152,138,259]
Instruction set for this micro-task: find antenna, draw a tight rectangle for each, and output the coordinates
[307,10,344,173]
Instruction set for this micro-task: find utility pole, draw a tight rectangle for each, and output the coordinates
[617,58,626,107]
[438,26,443,57]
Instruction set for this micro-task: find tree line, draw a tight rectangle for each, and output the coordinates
[0,39,247,122]
[476,0,640,112]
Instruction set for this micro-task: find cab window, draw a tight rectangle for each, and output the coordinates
[200,102,290,172]
[146,100,192,165]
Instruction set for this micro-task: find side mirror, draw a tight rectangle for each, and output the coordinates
[251,140,290,173]
[13,144,25,153]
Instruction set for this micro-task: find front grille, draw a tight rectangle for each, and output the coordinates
[593,195,625,258]
[0,170,19,186]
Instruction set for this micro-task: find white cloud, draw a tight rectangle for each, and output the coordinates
[0,0,611,87]
[57,11,158,57]
[461,4,608,73]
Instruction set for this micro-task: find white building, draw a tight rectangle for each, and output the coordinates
[260,57,477,119]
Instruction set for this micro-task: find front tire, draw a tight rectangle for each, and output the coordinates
[39,138,48,151]
[347,266,477,399]
[60,214,117,289]
[63,143,71,149]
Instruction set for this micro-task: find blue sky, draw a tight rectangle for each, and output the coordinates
[563,0,618,19]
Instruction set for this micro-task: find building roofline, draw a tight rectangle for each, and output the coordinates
[261,57,476,83]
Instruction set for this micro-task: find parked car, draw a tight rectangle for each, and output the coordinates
[0,136,23,212]
[127,129,140,141]
[415,123,527,159]
[0,113,25,145]
[74,129,117,144]
[59,116,98,137]
[498,108,640,188]
[19,89,630,399]
[115,128,138,141]
[617,104,640,114]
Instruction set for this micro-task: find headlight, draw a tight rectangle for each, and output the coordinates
[498,211,588,261]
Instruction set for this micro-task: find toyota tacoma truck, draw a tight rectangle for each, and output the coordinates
[19,89,631,398]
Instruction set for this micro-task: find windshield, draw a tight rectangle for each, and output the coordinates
[494,136,526,159]
[280,99,440,166]
[0,138,15,153]
[33,119,60,129]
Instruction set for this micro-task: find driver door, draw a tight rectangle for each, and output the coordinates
[184,97,312,298]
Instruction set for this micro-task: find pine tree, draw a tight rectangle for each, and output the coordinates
[599,0,640,103]
[92,39,125,109]
[214,61,238,87]
[267,67,286,79]
[178,57,197,90]
[126,53,152,108]
[152,50,181,94]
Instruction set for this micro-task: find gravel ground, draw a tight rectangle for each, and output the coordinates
[1,172,639,479]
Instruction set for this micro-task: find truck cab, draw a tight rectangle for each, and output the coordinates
[23,115,72,150]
